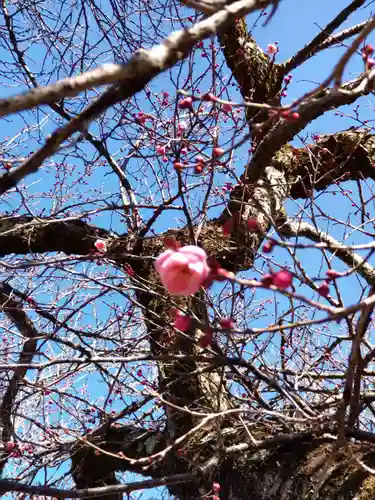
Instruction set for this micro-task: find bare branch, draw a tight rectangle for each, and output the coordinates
[0,473,197,498]
[279,220,375,284]
[0,0,291,195]
[0,282,39,473]
[283,0,367,74]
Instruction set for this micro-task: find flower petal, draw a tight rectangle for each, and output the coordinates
[178,245,207,261]
[153,249,174,273]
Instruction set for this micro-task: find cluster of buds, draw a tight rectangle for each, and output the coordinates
[4,441,33,457]
[280,73,292,98]
[362,44,375,69]
[222,214,261,237]
[317,269,341,298]
[194,155,204,174]
[261,269,293,290]
[156,144,166,155]
[135,111,149,125]
[269,108,300,122]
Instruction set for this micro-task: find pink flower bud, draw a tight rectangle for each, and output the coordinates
[362,44,374,58]
[5,442,16,453]
[174,313,192,331]
[247,218,260,232]
[198,328,213,347]
[284,74,292,84]
[124,263,134,277]
[282,110,300,121]
[317,282,330,297]
[156,145,166,155]
[326,269,340,280]
[136,112,147,124]
[262,241,274,253]
[222,103,233,112]
[213,147,224,158]
[178,97,193,110]
[177,122,187,132]
[220,318,234,329]
[272,270,293,290]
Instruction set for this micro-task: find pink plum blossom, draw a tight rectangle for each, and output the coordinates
[267,43,278,55]
[94,240,107,253]
[213,482,221,492]
[154,245,210,296]
[177,122,187,132]
[156,144,166,155]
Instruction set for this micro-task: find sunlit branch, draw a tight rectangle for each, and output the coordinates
[279,220,375,284]
[282,0,366,74]
[0,473,197,498]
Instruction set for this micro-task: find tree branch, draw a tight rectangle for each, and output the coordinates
[248,76,375,184]
[0,473,197,498]
[0,216,111,257]
[0,0,277,120]
[0,282,39,474]
[282,0,366,74]
[279,220,375,284]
